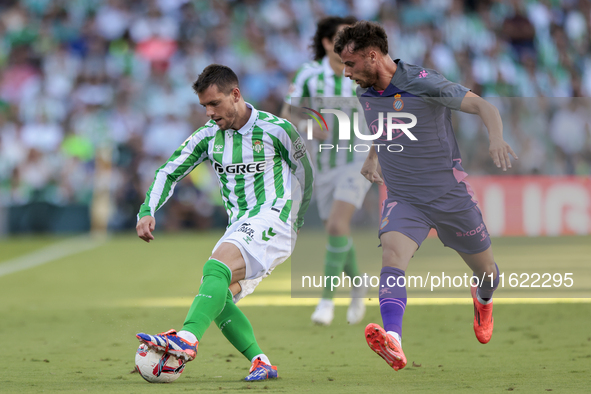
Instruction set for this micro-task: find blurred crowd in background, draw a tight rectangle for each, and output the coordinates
[0,0,590,233]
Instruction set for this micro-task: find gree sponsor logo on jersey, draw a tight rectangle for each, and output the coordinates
[213,161,267,175]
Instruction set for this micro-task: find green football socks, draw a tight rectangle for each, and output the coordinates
[182,259,231,341]
[343,242,360,278]
[214,289,264,361]
[321,235,351,299]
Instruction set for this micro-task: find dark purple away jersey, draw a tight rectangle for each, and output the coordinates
[357,59,470,203]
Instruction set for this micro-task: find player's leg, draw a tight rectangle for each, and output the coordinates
[431,189,497,344]
[343,241,368,324]
[312,200,356,325]
[378,231,417,336]
[365,231,418,371]
[458,246,499,301]
[324,200,357,291]
[457,246,499,344]
[367,201,432,371]
[179,242,246,340]
[336,163,372,286]
[214,288,262,362]
[213,213,293,380]
[313,164,371,325]
[214,286,277,381]
[136,242,246,361]
[310,172,339,325]
[343,240,359,278]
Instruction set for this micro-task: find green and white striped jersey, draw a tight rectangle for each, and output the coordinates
[138,103,314,231]
[285,57,363,172]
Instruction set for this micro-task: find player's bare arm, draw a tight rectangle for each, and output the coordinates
[136,215,155,243]
[280,101,329,140]
[360,145,384,185]
[280,101,292,122]
[459,91,518,171]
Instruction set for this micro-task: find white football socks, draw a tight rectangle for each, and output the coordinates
[387,331,402,345]
[177,330,197,344]
[252,354,271,365]
[476,292,493,305]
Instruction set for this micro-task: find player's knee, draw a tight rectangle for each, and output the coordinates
[325,218,350,236]
[486,261,499,279]
[203,259,232,282]
[472,261,498,280]
[382,246,412,269]
[229,281,242,296]
[487,261,498,276]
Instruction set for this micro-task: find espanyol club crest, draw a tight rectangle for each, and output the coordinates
[253,140,263,153]
[393,94,404,111]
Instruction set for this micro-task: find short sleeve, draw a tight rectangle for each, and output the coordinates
[284,64,316,106]
[402,66,469,110]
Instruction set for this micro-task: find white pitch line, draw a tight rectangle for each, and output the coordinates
[0,235,107,277]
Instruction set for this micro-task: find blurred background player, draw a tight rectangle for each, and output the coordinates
[135,64,314,381]
[281,16,371,326]
[334,21,517,370]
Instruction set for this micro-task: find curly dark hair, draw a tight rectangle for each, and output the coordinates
[334,21,389,56]
[192,64,239,95]
[311,15,357,61]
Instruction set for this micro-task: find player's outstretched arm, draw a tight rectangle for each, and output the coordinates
[280,101,293,123]
[459,92,518,171]
[136,126,214,236]
[137,215,156,243]
[360,145,384,185]
[281,101,329,141]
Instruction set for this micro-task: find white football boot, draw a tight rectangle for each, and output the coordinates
[347,282,368,325]
[311,299,334,325]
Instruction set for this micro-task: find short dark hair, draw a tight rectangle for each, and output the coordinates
[311,15,357,61]
[192,64,239,95]
[334,21,389,57]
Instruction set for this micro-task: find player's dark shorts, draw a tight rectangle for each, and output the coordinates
[378,181,491,254]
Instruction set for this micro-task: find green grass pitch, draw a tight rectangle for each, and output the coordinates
[0,231,590,393]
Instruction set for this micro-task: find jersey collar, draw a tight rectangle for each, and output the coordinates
[363,59,404,97]
[232,102,258,135]
[390,59,404,88]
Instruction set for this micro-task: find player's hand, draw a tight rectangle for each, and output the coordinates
[360,155,384,185]
[489,137,518,171]
[136,216,156,243]
[310,122,329,140]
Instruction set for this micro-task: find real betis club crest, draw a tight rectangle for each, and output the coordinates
[253,140,263,153]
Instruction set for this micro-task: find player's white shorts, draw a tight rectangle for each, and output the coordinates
[211,209,296,303]
[315,162,372,221]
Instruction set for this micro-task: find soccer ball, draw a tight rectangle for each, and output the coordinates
[135,343,186,383]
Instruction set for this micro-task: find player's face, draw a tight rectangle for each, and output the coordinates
[340,47,378,89]
[198,85,240,130]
